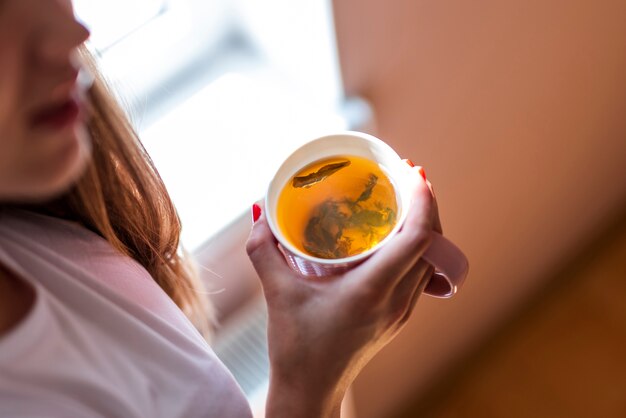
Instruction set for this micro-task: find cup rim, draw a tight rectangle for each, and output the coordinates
[265,131,414,266]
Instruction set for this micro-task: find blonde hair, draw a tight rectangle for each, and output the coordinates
[48,49,212,336]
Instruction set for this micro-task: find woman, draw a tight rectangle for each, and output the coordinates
[0,1,441,417]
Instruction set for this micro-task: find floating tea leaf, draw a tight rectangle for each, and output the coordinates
[355,174,378,203]
[292,160,351,188]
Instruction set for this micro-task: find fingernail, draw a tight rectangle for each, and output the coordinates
[404,159,416,168]
[252,203,262,223]
[418,167,427,181]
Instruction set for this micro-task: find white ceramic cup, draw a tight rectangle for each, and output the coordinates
[265,131,468,298]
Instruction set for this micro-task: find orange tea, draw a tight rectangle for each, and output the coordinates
[277,155,398,259]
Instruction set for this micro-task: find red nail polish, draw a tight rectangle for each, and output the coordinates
[418,167,427,181]
[405,159,416,168]
[252,203,261,223]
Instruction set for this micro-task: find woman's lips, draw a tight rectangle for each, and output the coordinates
[30,97,81,130]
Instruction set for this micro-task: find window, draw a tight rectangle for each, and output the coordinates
[74,0,168,52]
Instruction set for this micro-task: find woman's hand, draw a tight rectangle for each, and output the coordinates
[246,166,441,418]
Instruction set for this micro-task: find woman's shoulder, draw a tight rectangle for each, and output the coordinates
[0,208,113,263]
[0,264,36,338]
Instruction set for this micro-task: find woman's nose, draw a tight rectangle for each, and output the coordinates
[36,6,90,66]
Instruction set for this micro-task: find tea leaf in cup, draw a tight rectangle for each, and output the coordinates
[355,174,378,203]
[348,208,394,228]
[303,200,349,258]
[292,160,351,188]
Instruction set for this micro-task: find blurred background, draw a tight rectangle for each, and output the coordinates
[75,0,626,416]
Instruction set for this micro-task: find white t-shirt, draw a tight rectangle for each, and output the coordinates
[0,209,253,418]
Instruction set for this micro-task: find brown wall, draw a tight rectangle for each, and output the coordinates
[332,1,626,417]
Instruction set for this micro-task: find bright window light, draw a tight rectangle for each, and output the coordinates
[73,0,167,51]
[141,72,347,249]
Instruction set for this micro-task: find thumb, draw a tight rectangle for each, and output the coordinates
[246,204,294,294]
